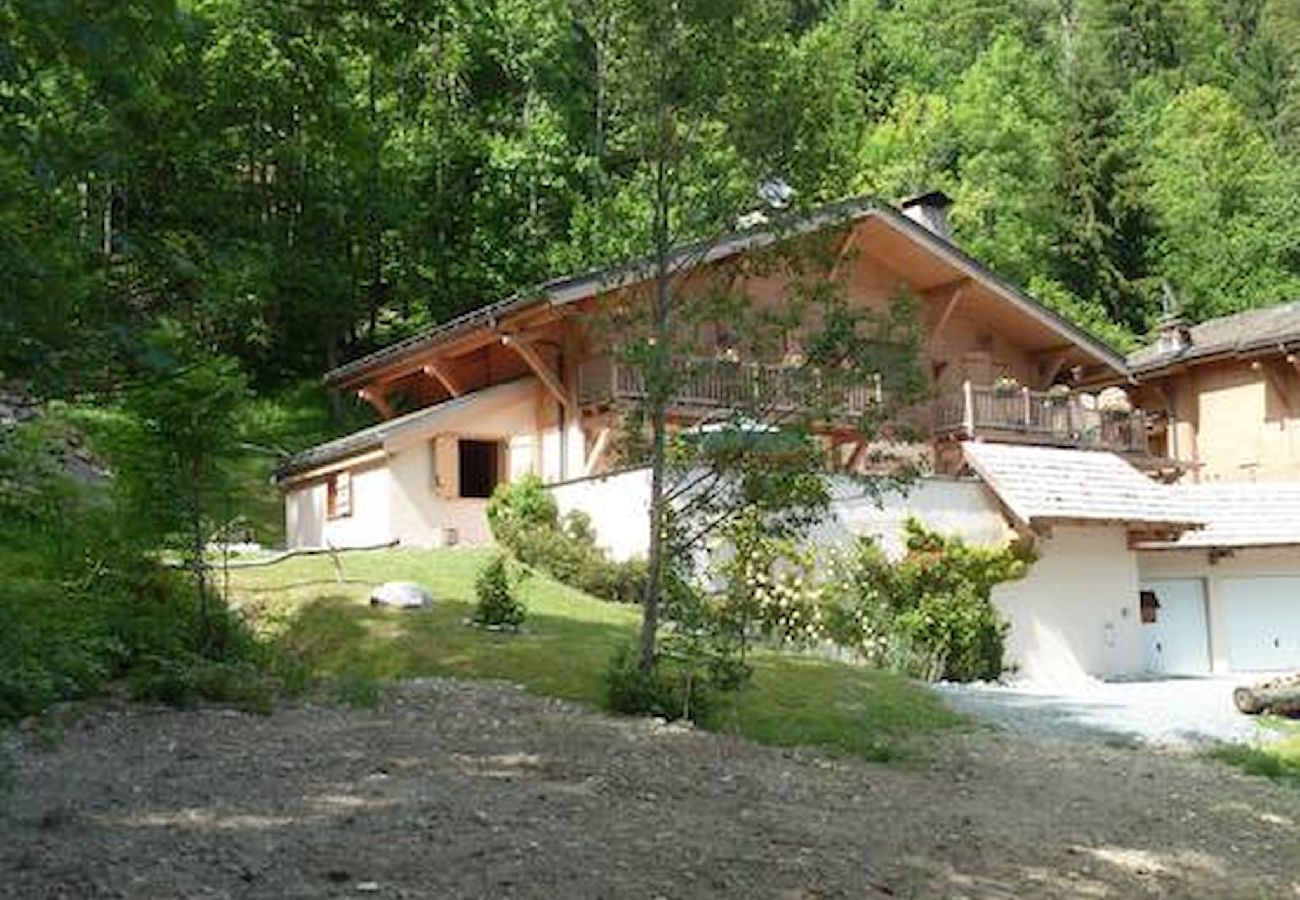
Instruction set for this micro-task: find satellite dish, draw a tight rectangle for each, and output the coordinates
[757,178,794,210]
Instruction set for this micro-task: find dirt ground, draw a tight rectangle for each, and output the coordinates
[2,680,1297,900]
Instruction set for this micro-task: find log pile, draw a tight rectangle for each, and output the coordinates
[1234,673,1300,716]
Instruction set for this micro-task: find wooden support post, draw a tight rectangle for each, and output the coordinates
[583,427,612,476]
[928,284,965,354]
[357,387,394,420]
[422,360,464,398]
[843,441,868,472]
[1254,358,1296,415]
[962,380,975,435]
[1021,386,1032,430]
[502,334,574,414]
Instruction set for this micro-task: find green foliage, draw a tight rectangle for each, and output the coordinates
[1209,723,1300,787]
[822,520,1031,682]
[602,644,719,724]
[487,474,559,535]
[472,554,527,630]
[489,480,648,604]
[0,414,270,724]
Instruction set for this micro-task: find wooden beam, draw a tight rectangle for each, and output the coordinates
[928,284,965,353]
[1035,351,1069,389]
[583,427,612,476]
[501,334,574,413]
[357,387,394,420]
[842,441,868,472]
[1254,359,1296,415]
[422,360,464,398]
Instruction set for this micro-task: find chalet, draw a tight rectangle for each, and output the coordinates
[1122,305,1300,675]
[275,193,1300,682]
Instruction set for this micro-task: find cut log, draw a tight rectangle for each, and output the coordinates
[1234,674,1300,717]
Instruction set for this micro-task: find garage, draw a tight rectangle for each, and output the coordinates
[1220,577,1300,671]
[1139,579,1211,675]
[1137,482,1300,675]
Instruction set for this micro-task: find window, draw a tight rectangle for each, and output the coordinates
[1139,589,1160,624]
[458,440,501,499]
[326,470,352,519]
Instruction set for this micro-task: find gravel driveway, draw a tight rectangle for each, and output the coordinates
[935,677,1271,746]
[3,679,1299,899]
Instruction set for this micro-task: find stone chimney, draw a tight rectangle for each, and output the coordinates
[900,190,954,239]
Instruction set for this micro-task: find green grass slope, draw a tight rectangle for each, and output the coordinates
[229,547,964,759]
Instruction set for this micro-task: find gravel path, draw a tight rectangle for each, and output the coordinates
[2,679,1297,899]
[935,677,1272,747]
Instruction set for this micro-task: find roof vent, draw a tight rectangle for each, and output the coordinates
[1157,281,1192,355]
[900,190,954,239]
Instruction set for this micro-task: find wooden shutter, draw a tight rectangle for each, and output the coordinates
[433,436,458,498]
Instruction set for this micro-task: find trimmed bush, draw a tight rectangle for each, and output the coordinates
[471,554,527,630]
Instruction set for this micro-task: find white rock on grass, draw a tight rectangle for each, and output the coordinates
[369,581,432,609]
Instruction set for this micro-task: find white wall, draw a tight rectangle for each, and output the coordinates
[992,525,1144,685]
[386,378,543,548]
[550,470,1013,562]
[284,462,391,549]
[1138,547,1300,672]
[552,468,654,561]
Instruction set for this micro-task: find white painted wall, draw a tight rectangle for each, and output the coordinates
[386,379,543,548]
[1138,547,1300,673]
[284,462,391,549]
[992,526,1144,685]
[816,478,1013,559]
[550,469,1013,562]
[551,468,654,561]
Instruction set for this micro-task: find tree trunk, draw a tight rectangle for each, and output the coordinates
[637,92,674,675]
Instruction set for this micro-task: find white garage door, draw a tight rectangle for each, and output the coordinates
[1221,577,1300,672]
[1140,579,1211,675]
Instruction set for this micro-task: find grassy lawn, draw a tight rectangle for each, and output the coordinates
[228,547,964,758]
[1210,719,1300,786]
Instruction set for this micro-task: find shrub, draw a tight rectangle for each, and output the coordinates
[602,645,718,724]
[0,417,269,724]
[472,554,527,630]
[487,474,557,537]
[822,520,1030,682]
[488,481,647,604]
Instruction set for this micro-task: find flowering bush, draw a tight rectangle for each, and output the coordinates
[821,520,1032,682]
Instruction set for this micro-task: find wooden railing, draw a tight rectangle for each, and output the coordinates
[933,382,1147,454]
[577,356,882,418]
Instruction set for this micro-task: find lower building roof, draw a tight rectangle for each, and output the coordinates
[1136,482,1300,550]
[274,379,531,483]
[962,441,1204,532]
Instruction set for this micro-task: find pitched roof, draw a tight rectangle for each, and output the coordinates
[1137,482,1300,550]
[274,379,532,482]
[962,442,1203,531]
[324,194,1130,387]
[1129,301,1300,372]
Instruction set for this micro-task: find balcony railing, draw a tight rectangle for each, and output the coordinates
[578,358,1148,455]
[577,355,882,418]
[933,382,1147,454]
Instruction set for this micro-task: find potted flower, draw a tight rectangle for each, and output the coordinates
[1045,383,1071,406]
[992,375,1020,397]
[1097,386,1133,420]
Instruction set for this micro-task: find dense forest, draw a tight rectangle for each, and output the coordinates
[4,0,1300,399]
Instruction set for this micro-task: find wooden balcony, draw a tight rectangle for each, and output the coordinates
[933,382,1148,454]
[578,358,1148,456]
[577,356,882,418]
